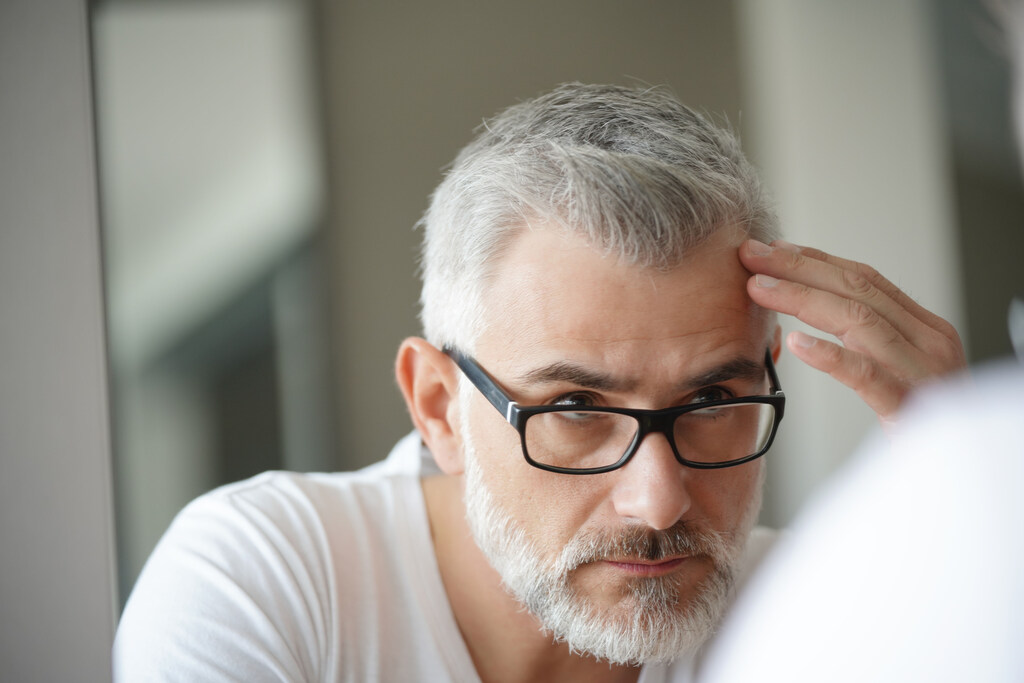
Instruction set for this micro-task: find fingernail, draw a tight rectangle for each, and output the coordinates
[748,239,772,256]
[774,239,801,254]
[755,274,779,288]
[791,331,816,348]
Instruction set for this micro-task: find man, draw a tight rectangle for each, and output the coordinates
[114,83,963,681]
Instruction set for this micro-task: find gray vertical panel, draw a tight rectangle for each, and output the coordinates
[933,0,1024,363]
[0,1,118,680]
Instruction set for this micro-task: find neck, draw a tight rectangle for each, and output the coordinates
[422,474,642,683]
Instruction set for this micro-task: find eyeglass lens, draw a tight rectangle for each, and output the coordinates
[523,402,777,470]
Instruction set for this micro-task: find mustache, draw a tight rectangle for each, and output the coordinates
[558,522,732,572]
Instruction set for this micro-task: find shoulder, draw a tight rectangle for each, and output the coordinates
[158,470,406,570]
[198,468,407,528]
[134,468,418,593]
[114,469,420,681]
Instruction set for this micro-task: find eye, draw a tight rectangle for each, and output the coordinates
[549,392,603,422]
[552,391,598,408]
[689,386,733,404]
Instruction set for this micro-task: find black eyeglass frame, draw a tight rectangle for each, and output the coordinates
[445,347,786,474]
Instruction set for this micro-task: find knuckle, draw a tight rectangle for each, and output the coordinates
[857,356,884,386]
[936,320,964,346]
[781,249,804,272]
[789,280,813,304]
[884,327,905,350]
[819,340,844,365]
[918,334,947,358]
[841,268,874,298]
[799,246,827,261]
[846,299,877,327]
[925,336,966,371]
[855,262,883,284]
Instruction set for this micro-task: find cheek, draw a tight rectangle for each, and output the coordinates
[691,461,764,529]
[469,404,608,550]
[464,392,518,465]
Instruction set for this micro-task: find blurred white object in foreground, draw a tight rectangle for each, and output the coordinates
[699,361,1024,683]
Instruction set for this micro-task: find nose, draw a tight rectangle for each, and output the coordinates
[610,432,692,530]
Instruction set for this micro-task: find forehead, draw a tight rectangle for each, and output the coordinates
[476,225,768,379]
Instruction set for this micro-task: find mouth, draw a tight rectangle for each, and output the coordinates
[601,556,689,577]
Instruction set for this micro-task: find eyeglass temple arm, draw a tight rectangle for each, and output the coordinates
[764,348,783,394]
[443,347,517,423]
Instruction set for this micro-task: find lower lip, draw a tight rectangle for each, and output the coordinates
[603,557,687,577]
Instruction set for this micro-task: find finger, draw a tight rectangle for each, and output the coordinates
[787,331,906,420]
[750,239,962,351]
[739,239,947,354]
[788,242,942,329]
[790,242,966,370]
[748,274,940,381]
[740,239,966,373]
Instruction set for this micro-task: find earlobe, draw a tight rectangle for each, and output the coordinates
[395,337,465,474]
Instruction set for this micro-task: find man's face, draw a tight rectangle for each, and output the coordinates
[458,225,775,663]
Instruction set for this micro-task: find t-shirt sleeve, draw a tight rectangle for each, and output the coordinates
[113,474,336,682]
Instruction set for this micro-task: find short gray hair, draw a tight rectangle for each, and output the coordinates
[419,82,778,352]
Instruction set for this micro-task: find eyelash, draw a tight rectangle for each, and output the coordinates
[551,391,599,407]
[691,386,735,404]
[548,385,737,408]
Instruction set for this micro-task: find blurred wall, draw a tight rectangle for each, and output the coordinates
[934,0,1024,362]
[92,0,339,609]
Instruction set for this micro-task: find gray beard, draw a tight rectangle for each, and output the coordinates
[460,427,760,666]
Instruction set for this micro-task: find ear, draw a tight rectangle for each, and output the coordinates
[770,323,782,363]
[395,337,465,474]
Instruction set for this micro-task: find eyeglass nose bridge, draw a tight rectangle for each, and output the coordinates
[620,411,683,466]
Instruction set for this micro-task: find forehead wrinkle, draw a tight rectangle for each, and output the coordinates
[541,323,737,348]
[499,316,756,380]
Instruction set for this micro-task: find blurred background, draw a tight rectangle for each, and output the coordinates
[86,0,1024,609]
[4,1,1023,679]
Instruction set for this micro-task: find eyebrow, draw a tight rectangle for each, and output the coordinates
[512,355,766,394]
[686,358,766,389]
[517,362,629,392]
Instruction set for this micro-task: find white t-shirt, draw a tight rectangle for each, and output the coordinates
[114,432,776,682]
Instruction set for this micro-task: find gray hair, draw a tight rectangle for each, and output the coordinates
[418,82,778,352]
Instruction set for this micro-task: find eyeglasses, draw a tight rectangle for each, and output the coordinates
[445,348,785,475]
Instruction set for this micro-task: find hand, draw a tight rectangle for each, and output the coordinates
[739,238,967,425]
